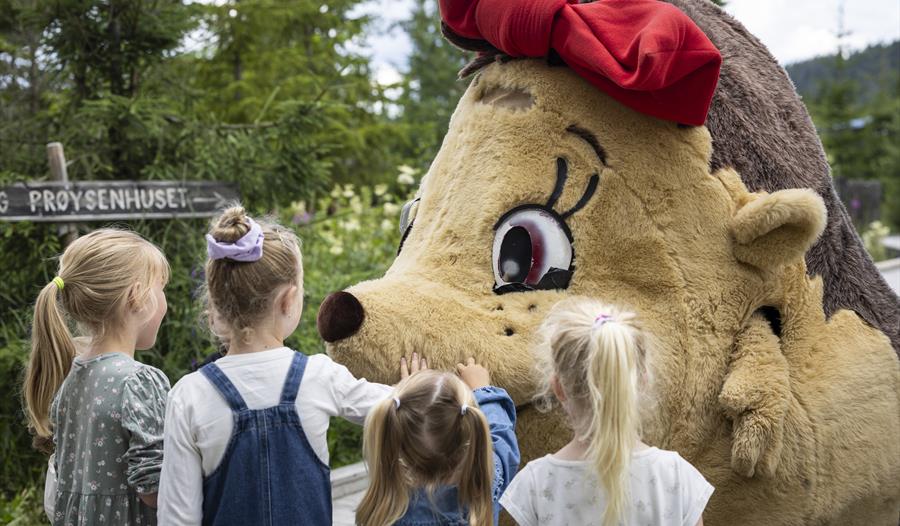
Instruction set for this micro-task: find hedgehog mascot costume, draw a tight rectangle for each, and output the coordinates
[316,1,900,524]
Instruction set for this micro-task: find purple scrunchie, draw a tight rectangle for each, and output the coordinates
[206,218,264,262]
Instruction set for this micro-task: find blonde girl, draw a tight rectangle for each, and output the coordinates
[357,355,520,526]
[24,229,171,526]
[157,206,391,525]
[500,298,713,526]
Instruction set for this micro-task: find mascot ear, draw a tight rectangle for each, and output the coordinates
[730,189,826,270]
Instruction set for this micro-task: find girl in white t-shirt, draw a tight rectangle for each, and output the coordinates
[157,206,391,525]
[500,298,713,526]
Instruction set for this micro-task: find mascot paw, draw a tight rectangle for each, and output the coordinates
[719,313,790,478]
[728,409,784,478]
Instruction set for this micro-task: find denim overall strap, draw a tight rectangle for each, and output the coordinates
[200,363,249,412]
[201,352,331,526]
[279,352,307,405]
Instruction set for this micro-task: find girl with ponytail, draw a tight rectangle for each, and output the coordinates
[24,229,171,525]
[357,356,520,526]
[500,298,714,526]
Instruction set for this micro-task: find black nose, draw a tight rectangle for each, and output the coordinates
[317,291,365,343]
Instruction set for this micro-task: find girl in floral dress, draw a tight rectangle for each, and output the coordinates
[24,229,171,526]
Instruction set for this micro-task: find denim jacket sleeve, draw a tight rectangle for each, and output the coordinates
[472,386,520,503]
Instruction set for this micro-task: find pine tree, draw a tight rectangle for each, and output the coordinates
[396,0,470,170]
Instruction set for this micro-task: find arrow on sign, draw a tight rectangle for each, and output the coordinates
[191,192,230,209]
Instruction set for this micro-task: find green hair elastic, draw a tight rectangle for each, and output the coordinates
[52,276,64,290]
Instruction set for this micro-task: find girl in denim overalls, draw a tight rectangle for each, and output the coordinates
[157,206,391,526]
[357,355,520,526]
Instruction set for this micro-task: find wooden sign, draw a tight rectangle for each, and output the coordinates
[0,181,239,222]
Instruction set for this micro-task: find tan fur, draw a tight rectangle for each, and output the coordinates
[325,60,900,524]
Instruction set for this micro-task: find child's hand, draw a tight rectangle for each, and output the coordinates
[400,352,428,380]
[456,357,490,390]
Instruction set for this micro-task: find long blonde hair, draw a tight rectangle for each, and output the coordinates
[204,205,302,345]
[535,298,650,526]
[24,229,169,438]
[357,370,494,526]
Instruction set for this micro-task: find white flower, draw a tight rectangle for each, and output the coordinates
[350,196,363,214]
[342,219,360,232]
[397,173,415,185]
[330,186,342,198]
[380,219,394,232]
[374,184,388,197]
[342,184,355,198]
[329,245,344,256]
[383,202,400,216]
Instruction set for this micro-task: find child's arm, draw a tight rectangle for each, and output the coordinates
[676,453,714,526]
[157,392,204,525]
[43,454,57,520]
[457,358,521,499]
[323,356,393,424]
[139,493,158,508]
[498,464,539,526]
[121,367,169,508]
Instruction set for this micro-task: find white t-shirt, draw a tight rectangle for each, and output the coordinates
[500,447,714,526]
[157,347,391,526]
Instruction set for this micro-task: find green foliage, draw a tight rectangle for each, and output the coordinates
[393,0,470,170]
[0,0,417,509]
[862,221,891,262]
[0,486,45,526]
[178,0,406,185]
[805,45,900,231]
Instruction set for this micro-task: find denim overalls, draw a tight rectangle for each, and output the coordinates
[199,352,331,526]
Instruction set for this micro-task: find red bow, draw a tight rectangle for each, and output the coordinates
[440,0,722,126]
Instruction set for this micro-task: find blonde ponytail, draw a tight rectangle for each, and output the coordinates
[24,282,77,438]
[357,370,495,526]
[535,299,649,526]
[456,406,493,526]
[586,318,642,526]
[22,229,169,441]
[357,397,410,526]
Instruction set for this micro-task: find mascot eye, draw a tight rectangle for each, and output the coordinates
[492,208,573,294]
[399,198,420,234]
[397,198,420,253]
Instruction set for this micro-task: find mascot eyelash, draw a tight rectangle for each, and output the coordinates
[491,142,602,295]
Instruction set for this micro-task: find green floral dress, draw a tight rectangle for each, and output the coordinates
[50,352,169,526]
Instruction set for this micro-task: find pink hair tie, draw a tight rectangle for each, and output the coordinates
[594,313,613,328]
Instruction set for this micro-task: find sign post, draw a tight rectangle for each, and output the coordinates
[46,142,78,245]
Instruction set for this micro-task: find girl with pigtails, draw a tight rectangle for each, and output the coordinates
[500,299,714,526]
[357,355,520,526]
[24,229,172,526]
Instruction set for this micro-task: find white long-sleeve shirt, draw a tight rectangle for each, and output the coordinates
[157,348,391,525]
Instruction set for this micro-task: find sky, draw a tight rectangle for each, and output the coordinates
[354,0,900,86]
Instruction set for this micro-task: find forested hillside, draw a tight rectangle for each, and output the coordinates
[785,41,899,231]
[786,41,899,104]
